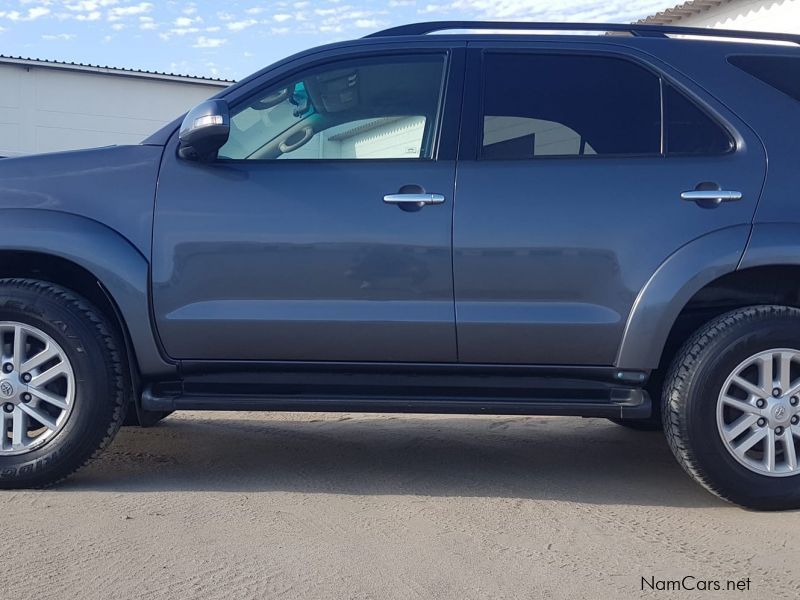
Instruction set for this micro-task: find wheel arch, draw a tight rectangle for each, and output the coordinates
[616,225,751,370]
[0,209,175,379]
[620,223,800,373]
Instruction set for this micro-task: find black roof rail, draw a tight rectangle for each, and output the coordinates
[364,20,800,45]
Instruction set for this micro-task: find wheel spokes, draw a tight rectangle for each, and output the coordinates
[764,429,777,473]
[719,348,800,478]
[0,321,75,455]
[733,427,767,458]
[20,344,59,375]
[31,388,68,410]
[721,395,759,415]
[11,325,25,372]
[18,403,58,431]
[782,429,798,471]
[11,407,26,449]
[29,362,69,389]
[756,355,773,396]
[731,375,765,400]
[723,413,759,442]
[777,352,795,393]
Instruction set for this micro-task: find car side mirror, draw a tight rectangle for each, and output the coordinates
[178,99,230,162]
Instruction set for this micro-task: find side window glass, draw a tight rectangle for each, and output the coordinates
[480,53,661,159]
[218,55,446,160]
[665,85,733,155]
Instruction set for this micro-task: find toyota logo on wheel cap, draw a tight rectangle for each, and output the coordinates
[0,381,14,398]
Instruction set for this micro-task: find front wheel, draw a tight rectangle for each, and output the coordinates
[0,279,127,488]
[664,305,800,510]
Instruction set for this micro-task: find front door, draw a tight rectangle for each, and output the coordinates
[152,47,463,362]
[453,43,767,365]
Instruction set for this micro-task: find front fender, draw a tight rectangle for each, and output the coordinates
[616,225,751,370]
[0,209,174,377]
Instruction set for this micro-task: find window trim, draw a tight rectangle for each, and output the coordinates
[474,48,736,162]
[214,49,453,164]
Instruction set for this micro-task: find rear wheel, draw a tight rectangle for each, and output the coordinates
[664,305,800,510]
[0,279,127,488]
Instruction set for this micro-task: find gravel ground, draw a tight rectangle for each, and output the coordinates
[1,412,798,599]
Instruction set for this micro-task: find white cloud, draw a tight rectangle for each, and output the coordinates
[174,16,195,27]
[416,0,668,23]
[227,18,258,32]
[108,2,152,20]
[42,32,76,40]
[75,11,102,21]
[27,7,51,20]
[273,13,292,22]
[193,35,226,48]
[170,26,200,36]
[65,1,119,11]
[355,19,382,28]
[1,6,51,21]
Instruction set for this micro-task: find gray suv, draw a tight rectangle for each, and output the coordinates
[1,21,799,509]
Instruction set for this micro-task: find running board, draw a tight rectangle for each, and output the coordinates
[141,386,651,419]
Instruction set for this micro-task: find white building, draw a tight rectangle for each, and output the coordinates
[0,56,230,158]
[639,0,800,32]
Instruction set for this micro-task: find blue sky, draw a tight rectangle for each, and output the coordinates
[0,1,671,80]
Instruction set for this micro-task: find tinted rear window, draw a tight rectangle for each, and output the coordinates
[728,55,800,102]
[665,85,733,155]
[480,53,662,158]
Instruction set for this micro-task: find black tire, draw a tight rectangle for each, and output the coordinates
[664,305,800,510]
[0,279,127,488]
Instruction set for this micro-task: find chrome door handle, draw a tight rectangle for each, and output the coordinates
[680,190,742,202]
[383,193,445,206]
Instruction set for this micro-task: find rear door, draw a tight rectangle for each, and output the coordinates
[453,42,767,365]
[152,44,465,362]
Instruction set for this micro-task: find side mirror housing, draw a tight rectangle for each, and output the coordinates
[178,99,230,162]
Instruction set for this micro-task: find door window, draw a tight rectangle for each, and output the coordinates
[479,52,733,160]
[218,54,446,160]
[480,53,661,159]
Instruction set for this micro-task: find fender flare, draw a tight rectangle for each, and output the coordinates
[0,209,174,377]
[616,225,751,370]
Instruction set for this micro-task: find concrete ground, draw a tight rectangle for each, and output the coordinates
[0,412,798,599]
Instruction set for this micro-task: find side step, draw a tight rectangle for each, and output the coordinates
[142,386,651,419]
